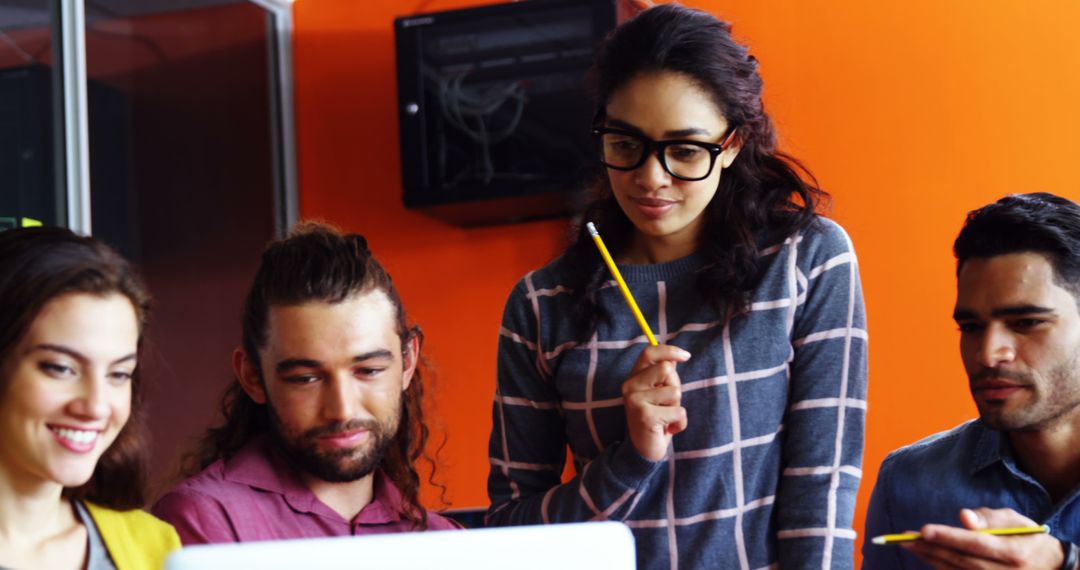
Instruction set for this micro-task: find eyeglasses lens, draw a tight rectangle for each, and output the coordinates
[599,133,713,180]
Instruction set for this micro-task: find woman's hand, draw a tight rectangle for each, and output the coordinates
[621,344,691,462]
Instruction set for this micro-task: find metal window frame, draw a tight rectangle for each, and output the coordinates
[256,0,300,236]
[55,0,91,234]
[52,0,299,237]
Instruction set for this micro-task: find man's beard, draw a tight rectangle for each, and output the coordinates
[267,405,400,483]
[970,353,1080,432]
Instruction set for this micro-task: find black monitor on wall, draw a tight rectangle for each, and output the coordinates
[395,0,616,226]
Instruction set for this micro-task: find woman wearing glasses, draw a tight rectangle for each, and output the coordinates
[0,228,179,569]
[487,5,867,569]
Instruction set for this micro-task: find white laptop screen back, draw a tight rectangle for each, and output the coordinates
[165,521,636,570]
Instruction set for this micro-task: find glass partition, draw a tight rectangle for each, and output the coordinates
[82,0,295,482]
[0,0,296,490]
[0,0,65,229]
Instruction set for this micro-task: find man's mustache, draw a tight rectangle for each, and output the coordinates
[303,418,380,439]
[969,367,1033,385]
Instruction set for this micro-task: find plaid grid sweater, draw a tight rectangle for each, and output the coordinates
[486,217,868,570]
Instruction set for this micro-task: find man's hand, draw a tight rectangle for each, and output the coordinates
[621,344,690,462]
[903,507,1066,569]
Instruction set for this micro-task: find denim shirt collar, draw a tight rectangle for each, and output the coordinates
[971,421,1007,475]
[971,421,1038,487]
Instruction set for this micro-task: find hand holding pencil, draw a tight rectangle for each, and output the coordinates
[894,508,1067,569]
[873,524,1050,545]
[588,222,690,462]
[622,345,691,461]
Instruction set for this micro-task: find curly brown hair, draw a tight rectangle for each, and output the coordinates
[563,4,828,333]
[180,222,437,528]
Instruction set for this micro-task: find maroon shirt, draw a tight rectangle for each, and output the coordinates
[152,436,458,545]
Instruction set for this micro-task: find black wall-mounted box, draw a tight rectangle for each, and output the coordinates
[394,0,616,226]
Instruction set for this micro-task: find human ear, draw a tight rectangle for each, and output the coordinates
[720,132,743,169]
[233,347,267,404]
[400,334,420,391]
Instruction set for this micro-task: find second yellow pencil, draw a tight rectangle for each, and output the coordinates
[871,524,1050,545]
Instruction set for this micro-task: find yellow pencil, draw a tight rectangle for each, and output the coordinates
[586,222,658,346]
[871,524,1050,545]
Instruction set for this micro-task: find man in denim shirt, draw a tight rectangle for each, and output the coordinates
[863,193,1080,570]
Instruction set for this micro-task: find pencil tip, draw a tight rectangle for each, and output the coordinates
[871,537,885,545]
[585,222,598,236]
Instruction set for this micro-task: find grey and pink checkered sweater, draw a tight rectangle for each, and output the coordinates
[486,217,868,570]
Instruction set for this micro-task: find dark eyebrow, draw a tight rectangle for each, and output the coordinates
[32,343,136,366]
[604,118,713,140]
[275,350,394,374]
[663,127,712,138]
[604,118,643,135]
[953,305,1056,321]
[354,349,393,363]
[992,305,1056,317]
[952,310,974,322]
[276,358,322,374]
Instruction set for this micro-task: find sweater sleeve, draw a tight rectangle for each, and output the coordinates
[775,221,869,569]
[485,275,664,526]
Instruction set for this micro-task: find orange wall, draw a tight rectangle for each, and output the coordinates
[292,0,1080,558]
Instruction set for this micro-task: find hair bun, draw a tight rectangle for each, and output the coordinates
[349,235,370,256]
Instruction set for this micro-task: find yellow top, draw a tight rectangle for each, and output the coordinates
[85,502,182,570]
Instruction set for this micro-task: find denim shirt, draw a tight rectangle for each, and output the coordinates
[862,420,1080,569]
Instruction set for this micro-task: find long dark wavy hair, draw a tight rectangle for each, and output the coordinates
[181,222,437,528]
[0,227,152,510]
[563,4,827,331]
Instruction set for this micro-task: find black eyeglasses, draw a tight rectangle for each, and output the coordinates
[591,126,739,181]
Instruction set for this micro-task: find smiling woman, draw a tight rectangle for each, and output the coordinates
[0,227,179,570]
